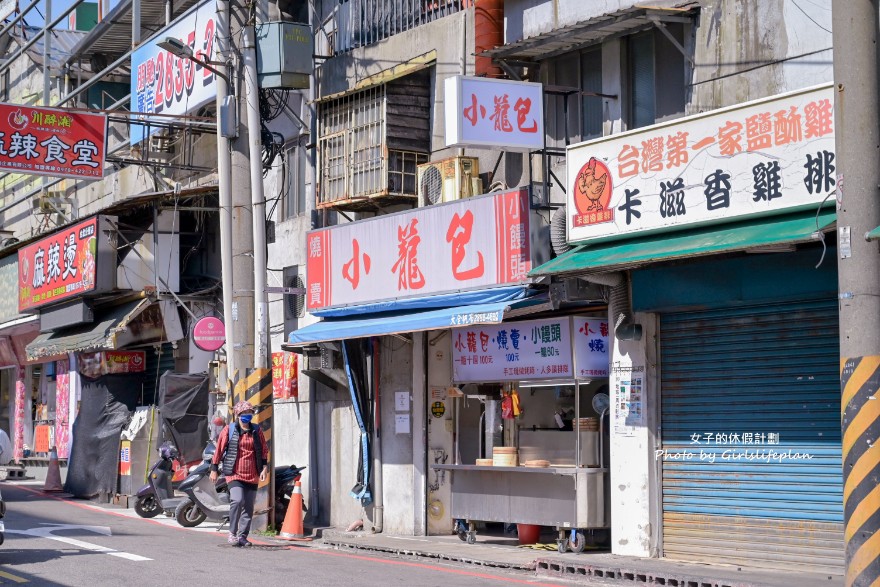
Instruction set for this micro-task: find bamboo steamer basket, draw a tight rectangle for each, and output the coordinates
[523,459,550,468]
[493,446,518,467]
[575,417,599,431]
[475,458,494,467]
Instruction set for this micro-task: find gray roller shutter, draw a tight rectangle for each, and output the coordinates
[660,299,843,574]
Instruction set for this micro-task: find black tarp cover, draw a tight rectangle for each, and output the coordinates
[158,372,209,463]
[64,374,140,499]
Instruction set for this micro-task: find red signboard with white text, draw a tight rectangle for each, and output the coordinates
[307,189,533,311]
[0,102,106,178]
[18,216,116,312]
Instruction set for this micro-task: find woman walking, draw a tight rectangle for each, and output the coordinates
[210,401,269,547]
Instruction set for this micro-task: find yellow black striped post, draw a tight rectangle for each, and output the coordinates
[233,367,275,529]
[841,355,880,587]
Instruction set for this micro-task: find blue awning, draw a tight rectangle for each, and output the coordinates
[312,285,531,317]
[288,296,547,346]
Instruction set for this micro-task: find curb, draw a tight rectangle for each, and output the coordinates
[533,558,818,587]
[321,538,537,571]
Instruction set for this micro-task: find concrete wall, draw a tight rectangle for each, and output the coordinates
[609,311,660,557]
[367,337,415,534]
[505,0,635,44]
[425,331,454,535]
[690,0,833,112]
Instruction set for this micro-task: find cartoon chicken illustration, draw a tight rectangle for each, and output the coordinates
[577,157,608,212]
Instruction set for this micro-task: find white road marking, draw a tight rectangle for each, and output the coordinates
[7,524,152,562]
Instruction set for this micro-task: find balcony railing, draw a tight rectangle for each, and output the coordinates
[329,0,472,54]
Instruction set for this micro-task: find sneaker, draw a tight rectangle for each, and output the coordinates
[238,536,252,547]
[227,534,240,546]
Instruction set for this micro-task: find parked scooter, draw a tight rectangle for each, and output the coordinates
[274,464,307,523]
[134,442,186,518]
[175,441,229,527]
[174,441,307,528]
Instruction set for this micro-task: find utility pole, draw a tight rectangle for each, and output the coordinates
[224,0,273,531]
[832,2,880,586]
[228,1,256,378]
[215,0,236,384]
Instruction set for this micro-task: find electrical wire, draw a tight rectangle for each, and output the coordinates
[814,190,835,269]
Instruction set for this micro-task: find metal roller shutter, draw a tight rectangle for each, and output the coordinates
[143,343,176,403]
[660,299,843,574]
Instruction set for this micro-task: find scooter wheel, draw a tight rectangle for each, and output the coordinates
[175,499,207,527]
[570,532,587,554]
[134,496,162,519]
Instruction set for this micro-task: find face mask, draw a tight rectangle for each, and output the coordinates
[239,414,253,425]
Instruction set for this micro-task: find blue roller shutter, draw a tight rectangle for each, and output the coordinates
[660,299,843,574]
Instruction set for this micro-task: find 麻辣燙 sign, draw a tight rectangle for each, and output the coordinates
[0,102,106,179]
[18,216,116,312]
[567,84,836,244]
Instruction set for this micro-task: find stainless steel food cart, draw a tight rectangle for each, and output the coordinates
[432,463,607,552]
[432,377,611,553]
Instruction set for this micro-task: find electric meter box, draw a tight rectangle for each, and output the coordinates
[256,21,313,89]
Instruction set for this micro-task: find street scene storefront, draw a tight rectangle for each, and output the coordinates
[289,186,570,534]
[5,212,212,500]
[532,84,843,573]
[434,315,611,551]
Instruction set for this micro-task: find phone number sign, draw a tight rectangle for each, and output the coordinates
[0,102,106,179]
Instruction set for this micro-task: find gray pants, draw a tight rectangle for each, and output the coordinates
[228,481,257,537]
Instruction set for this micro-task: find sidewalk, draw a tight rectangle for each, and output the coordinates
[317,529,844,587]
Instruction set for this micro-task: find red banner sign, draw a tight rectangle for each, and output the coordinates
[79,350,146,379]
[306,189,533,311]
[0,102,105,178]
[271,351,298,400]
[19,217,102,311]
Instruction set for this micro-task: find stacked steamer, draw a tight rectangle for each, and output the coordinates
[492,446,518,467]
[575,417,598,432]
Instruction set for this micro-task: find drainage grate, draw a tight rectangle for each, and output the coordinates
[535,558,760,587]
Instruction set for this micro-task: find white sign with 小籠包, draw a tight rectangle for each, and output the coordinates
[445,76,544,151]
[451,317,573,382]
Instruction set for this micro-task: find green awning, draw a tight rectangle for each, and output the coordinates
[531,208,836,277]
[868,225,880,241]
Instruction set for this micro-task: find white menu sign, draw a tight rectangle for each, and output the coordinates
[572,317,610,378]
[451,317,572,383]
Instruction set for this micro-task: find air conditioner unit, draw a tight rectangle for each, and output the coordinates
[417,156,483,207]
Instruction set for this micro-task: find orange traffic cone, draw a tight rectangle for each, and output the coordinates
[42,447,63,493]
[278,480,311,541]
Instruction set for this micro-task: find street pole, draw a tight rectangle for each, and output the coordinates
[244,25,269,372]
[229,1,256,378]
[228,0,274,531]
[215,0,236,387]
[832,2,880,586]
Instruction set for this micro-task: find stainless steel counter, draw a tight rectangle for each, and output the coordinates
[431,464,607,529]
[433,464,605,475]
